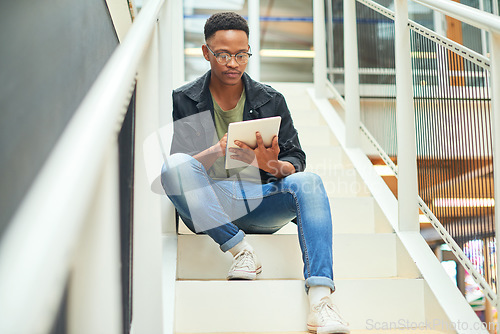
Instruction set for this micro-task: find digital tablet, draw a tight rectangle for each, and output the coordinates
[225,116,282,169]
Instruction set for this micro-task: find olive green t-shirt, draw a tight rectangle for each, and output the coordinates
[209,89,260,181]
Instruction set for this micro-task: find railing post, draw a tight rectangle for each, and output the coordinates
[313,0,327,98]
[395,0,419,231]
[248,0,261,81]
[344,0,361,148]
[489,31,500,306]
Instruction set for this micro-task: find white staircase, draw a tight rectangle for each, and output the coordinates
[171,83,457,334]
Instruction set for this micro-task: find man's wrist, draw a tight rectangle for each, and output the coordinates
[266,160,295,178]
[210,144,224,158]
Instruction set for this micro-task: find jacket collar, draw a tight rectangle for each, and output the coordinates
[183,70,273,111]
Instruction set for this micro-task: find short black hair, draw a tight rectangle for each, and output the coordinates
[204,12,249,42]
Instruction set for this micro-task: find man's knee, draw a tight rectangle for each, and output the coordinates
[284,172,324,195]
[161,153,197,193]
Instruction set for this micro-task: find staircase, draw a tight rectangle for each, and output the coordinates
[171,83,455,334]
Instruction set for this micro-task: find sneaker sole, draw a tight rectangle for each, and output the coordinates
[227,266,262,280]
[307,324,350,334]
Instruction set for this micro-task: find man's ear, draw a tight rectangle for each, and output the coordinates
[202,44,210,61]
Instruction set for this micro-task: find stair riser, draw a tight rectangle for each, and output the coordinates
[290,111,326,127]
[303,147,350,170]
[177,234,397,280]
[314,170,371,198]
[175,279,426,332]
[296,126,339,146]
[331,197,376,234]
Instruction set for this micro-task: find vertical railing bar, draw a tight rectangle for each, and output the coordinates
[430,36,441,210]
[438,42,455,241]
[484,68,495,264]
[467,59,483,251]
[494,0,500,16]
[479,0,489,57]
[417,33,428,209]
[455,51,471,250]
[412,32,424,206]
[248,0,261,81]
[448,51,458,239]
[467,59,484,271]
[325,0,335,84]
[313,0,327,98]
[447,51,459,240]
[484,65,496,290]
[392,20,397,159]
[434,42,445,232]
[456,51,471,250]
[422,34,434,212]
[424,34,435,207]
[344,0,361,148]
[488,31,500,305]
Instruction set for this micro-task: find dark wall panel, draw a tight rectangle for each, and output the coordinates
[0,0,119,234]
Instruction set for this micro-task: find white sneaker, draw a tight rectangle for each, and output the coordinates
[307,296,350,334]
[227,249,262,280]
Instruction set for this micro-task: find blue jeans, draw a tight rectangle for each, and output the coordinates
[161,153,334,292]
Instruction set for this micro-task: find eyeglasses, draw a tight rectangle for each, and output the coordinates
[205,44,252,65]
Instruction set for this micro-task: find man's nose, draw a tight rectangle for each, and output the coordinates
[227,56,238,68]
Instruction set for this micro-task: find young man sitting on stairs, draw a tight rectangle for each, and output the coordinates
[160,12,350,334]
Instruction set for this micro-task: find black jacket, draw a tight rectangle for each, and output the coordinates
[170,70,306,183]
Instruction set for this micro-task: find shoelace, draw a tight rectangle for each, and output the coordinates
[233,250,255,270]
[315,299,349,326]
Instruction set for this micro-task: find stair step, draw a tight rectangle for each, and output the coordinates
[290,109,326,126]
[334,233,397,278]
[331,197,376,234]
[296,125,339,146]
[331,197,392,234]
[177,233,397,280]
[302,146,352,169]
[312,168,371,197]
[269,83,316,112]
[175,278,426,332]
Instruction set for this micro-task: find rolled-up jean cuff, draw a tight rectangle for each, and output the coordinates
[305,276,335,294]
[220,230,245,252]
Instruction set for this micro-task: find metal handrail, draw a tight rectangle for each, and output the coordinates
[412,0,500,34]
[0,0,165,332]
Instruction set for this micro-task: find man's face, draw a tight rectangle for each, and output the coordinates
[203,29,249,87]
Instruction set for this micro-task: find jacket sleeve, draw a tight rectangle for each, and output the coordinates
[170,91,189,155]
[275,93,306,172]
[169,91,202,156]
[169,91,213,157]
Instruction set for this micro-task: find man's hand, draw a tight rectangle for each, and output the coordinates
[212,133,228,158]
[193,133,227,170]
[229,132,295,178]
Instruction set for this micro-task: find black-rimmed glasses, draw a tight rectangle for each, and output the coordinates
[205,44,252,65]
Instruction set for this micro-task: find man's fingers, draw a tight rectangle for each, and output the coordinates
[229,148,254,163]
[255,131,264,148]
[271,136,279,150]
[234,140,251,149]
